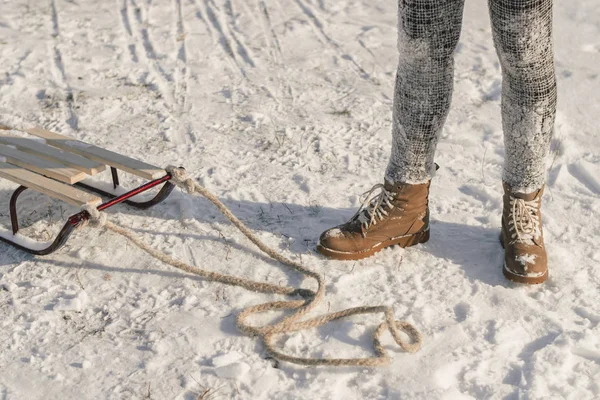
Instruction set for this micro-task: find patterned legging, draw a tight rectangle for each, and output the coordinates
[385,0,557,193]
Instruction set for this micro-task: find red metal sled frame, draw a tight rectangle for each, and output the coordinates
[0,173,174,255]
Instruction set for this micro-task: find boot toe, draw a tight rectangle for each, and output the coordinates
[318,227,355,252]
[504,242,547,281]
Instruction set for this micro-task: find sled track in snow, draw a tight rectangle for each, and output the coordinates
[47,0,79,131]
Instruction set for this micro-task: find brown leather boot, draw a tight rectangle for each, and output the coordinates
[500,182,548,284]
[317,181,430,260]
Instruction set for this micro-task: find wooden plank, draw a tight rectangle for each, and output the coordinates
[0,145,87,184]
[0,134,106,176]
[26,127,165,180]
[0,162,102,207]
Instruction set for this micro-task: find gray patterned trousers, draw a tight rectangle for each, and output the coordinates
[385,0,557,193]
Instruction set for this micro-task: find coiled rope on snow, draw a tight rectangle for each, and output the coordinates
[82,166,422,367]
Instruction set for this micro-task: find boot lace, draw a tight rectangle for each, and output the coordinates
[507,196,541,244]
[352,184,396,236]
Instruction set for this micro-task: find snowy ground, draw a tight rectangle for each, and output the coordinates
[0,0,599,398]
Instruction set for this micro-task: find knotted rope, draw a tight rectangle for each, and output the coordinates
[82,166,422,367]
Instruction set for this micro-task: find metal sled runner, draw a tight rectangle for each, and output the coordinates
[0,126,175,255]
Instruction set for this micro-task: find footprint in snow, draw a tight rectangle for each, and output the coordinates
[453,302,472,323]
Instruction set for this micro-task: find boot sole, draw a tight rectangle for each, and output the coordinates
[499,233,548,285]
[316,228,430,261]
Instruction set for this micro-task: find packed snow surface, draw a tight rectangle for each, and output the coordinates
[0,0,599,399]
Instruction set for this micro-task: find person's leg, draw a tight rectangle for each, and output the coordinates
[317,0,465,260]
[489,0,556,284]
[385,0,466,185]
[490,0,557,193]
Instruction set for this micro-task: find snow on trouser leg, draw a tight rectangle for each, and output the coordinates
[490,0,558,194]
[386,0,557,191]
[385,0,465,185]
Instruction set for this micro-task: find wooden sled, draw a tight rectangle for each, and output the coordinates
[0,126,175,255]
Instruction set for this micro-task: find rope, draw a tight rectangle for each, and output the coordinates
[81,204,107,229]
[83,166,422,367]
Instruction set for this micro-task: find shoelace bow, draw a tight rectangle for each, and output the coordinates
[508,196,541,243]
[352,184,396,236]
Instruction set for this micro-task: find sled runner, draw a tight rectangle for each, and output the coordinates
[0,126,175,255]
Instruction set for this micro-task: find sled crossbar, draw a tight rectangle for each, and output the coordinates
[25,127,165,180]
[0,161,102,207]
[0,144,87,184]
[0,126,176,254]
[0,133,106,175]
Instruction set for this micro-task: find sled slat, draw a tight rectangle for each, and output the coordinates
[0,162,102,207]
[0,145,86,184]
[26,127,165,180]
[0,134,106,176]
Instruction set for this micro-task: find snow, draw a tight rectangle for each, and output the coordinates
[214,362,251,379]
[53,291,89,312]
[0,228,54,252]
[515,253,537,268]
[325,228,344,238]
[0,0,599,399]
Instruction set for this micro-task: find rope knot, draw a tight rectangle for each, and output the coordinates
[166,165,196,194]
[81,204,107,229]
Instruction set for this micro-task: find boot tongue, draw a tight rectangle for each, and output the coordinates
[503,182,544,201]
[384,180,429,195]
[384,181,410,200]
[512,188,544,202]
[384,180,398,193]
[513,191,540,201]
